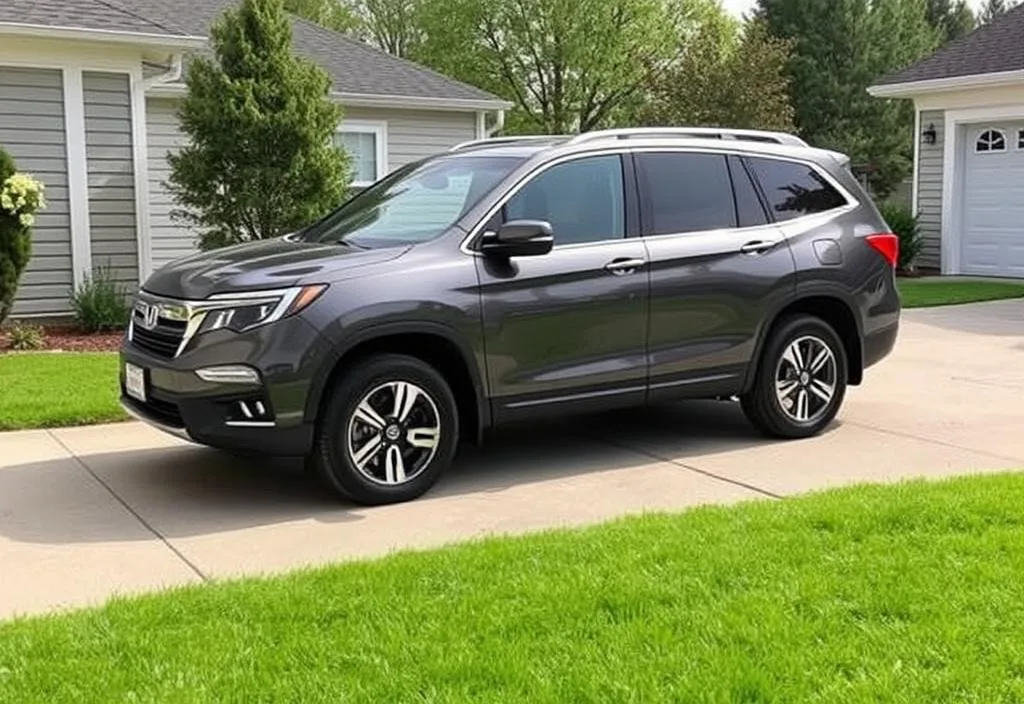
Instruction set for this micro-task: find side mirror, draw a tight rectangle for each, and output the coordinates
[481,219,554,258]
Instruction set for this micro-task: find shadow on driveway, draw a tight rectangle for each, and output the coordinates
[0,400,788,548]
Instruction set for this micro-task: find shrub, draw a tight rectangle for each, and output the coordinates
[0,146,46,326]
[71,266,130,332]
[878,202,923,273]
[5,321,45,351]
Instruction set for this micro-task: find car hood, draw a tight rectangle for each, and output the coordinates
[142,237,409,300]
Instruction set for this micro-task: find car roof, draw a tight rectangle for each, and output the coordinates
[448,129,850,169]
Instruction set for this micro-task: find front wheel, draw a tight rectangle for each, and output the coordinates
[741,315,848,438]
[310,354,459,505]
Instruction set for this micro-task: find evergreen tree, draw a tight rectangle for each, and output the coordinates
[755,0,939,197]
[926,0,976,42]
[168,0,348,250]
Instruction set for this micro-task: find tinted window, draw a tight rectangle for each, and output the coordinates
[504,155,625,245]
[727,155,769,228]
[746,157,848,222]
[299,154,523,248]
[636,153,736,235]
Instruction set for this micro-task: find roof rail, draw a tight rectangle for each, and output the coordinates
[567,127,809,147]
[449,135,564,152]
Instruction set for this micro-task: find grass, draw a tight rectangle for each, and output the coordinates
[0,352,125,430]
[898,278,1024,308]
[4,473,1024,702]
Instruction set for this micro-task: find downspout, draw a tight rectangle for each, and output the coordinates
[141,53,183,90]
[486,109,505,137]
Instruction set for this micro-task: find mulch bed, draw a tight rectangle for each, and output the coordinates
[0,325,125,353]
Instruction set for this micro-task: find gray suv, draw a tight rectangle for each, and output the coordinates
[120,127,901,505]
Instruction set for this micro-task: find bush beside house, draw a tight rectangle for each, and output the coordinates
[0,146,45,327]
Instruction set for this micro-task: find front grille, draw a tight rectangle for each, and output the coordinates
[131,316,187,358]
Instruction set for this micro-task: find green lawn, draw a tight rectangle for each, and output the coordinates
[0,352,125,430]
[4,473,1024,702]
[898,278,1024,308]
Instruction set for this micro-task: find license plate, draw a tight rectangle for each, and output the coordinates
[125,363,146,402]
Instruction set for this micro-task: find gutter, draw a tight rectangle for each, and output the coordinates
[868,68,1024,98]
[0,21,206,49]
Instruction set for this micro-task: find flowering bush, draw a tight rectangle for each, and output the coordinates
[0,171,47,227]
[1,146,46,326]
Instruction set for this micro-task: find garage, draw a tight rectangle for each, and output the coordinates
[960,122,1024,278]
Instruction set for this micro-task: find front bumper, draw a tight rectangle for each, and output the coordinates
[119,314,331,457]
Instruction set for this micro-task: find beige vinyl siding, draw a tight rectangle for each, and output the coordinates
[145,97,195,271]
[917,109,944,270]
[0,66,73,316]
[83,71,138,290]
[342,106,477,171]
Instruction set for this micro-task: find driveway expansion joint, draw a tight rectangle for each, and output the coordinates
[588,435,784,500]
[46,430,211,584]
[843,420,1024,464]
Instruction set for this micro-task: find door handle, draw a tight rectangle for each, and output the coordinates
[739,239,779,255]
[604,258,646,275]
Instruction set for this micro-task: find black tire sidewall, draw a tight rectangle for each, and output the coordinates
[315,354,459,505]
[748,315,848,438]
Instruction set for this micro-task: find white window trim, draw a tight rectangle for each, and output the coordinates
[1017,128,1024,151]
[941,104,1024,275]
[974,128,1007,154]
[336,119,388,187]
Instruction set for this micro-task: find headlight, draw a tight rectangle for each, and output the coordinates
[197,284,327,334]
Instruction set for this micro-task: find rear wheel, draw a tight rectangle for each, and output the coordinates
[741,315,848,438]
[310,354,459,505]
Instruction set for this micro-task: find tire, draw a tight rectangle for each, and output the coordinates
[310,354,459,505]
[740,314,848,439]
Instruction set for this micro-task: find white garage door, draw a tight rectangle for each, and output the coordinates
[961,122,1024,278]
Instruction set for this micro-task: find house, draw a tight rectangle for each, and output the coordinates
[0,0,510,318]
[868,4,1024,279]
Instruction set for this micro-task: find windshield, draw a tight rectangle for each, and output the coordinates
[298,154,525,248]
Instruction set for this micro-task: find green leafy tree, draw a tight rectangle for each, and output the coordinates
[285,0,361,32]
[755,0,939,198]
[0,148,37,326]
[979,0,1008,23]
[414,0,683,134]
[168,0,349,250]
[640,18,796,132]
[926,0,976,42]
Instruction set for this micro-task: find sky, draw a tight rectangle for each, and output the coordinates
[720,0,987,19]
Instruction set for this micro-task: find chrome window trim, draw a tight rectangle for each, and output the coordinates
[458,146,859,257]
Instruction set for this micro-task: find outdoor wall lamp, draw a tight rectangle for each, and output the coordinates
[922,123,937,146]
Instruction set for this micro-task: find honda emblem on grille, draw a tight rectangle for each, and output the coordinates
[139,303,159,330]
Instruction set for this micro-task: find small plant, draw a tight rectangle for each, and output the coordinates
[71,266,130,333]
[878,202,923,273]
[5,321,45,351]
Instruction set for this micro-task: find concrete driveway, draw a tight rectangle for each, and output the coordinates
[2,299,1022,619]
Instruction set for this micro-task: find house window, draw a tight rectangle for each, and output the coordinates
[1018,129,1024,150]
[334,121,387,187]
[975,129,1006,153]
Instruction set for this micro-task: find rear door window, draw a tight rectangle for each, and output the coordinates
[635,152,737,235]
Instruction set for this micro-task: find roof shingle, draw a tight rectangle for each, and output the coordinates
[2,0,190,36]
[3,0,504,103]
[875,3,1024,86]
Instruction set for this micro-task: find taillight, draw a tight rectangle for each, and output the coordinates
[865,233,899,268]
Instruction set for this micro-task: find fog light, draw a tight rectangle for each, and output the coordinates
[195,365,260,384]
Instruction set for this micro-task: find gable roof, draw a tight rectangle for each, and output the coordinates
[2,0,507,107]
[872,3,1024,90]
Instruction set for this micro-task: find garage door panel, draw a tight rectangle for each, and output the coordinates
[961,121,1024,278]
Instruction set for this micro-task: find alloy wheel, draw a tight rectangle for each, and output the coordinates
[346,381,441,486]
[773,335,838,424]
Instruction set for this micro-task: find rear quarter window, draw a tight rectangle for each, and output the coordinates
[745,156,849,222]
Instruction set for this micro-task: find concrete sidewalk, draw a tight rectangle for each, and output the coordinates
[2,300,1022,619]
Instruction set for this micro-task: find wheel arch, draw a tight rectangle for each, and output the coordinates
[744,292,864,393]
[305,322,489,445]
